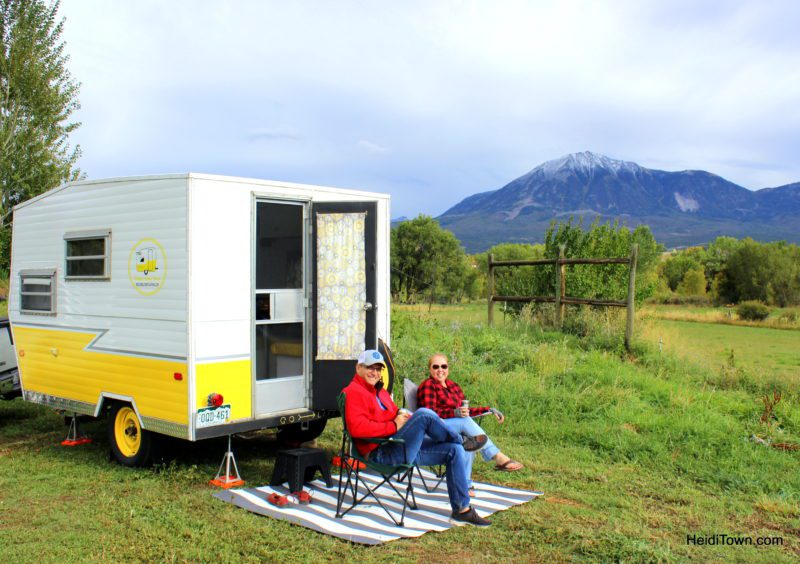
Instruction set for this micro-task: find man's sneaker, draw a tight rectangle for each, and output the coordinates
[450,506,491,527]
[461,434,488,452]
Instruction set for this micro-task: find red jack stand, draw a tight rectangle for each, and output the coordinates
[61,414,92,446]
[209,435,245,489]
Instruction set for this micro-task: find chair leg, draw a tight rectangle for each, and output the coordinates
[406,468,418,510]
[335,460,346,518]
[333,440,417,525]
[416,464,446,493]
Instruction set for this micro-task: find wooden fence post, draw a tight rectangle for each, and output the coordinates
[625,244,638,352]
[555,245,566,328]
[488,253,495,326]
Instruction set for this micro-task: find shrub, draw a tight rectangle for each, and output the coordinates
[647,293,711,306]
[736,300,770,321]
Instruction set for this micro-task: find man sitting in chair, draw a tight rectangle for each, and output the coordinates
[343,349,491,527]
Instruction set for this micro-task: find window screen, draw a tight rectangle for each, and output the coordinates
[20,270,56,314]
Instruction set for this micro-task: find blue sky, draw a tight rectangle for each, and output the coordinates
[58,0,800,219]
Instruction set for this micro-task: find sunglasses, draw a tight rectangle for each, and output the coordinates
[431,364,448,370]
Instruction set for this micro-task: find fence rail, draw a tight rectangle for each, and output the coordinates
[487,244,639,350]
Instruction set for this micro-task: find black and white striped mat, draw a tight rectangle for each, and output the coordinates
[214,468,542,545]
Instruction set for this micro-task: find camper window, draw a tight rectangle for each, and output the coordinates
[20,269,56,314]
[64,229,111,279]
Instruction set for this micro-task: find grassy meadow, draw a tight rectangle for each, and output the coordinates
[640,304,800,385]
[1,302,799,562]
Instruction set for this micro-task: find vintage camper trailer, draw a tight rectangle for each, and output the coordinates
[9,174,391,465]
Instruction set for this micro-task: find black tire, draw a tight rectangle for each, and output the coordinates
[277,417,328,446]
[107,403,156,467]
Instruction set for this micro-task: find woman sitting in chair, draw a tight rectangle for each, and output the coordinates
[417,353,523,476]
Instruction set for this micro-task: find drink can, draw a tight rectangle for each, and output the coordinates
[461,400,469,409]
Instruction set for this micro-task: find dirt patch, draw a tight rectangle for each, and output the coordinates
[621,423,640,433]
[545,495,587,509]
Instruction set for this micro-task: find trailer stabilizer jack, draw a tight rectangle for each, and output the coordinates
[209,435,245,489]
[61,414,92,447]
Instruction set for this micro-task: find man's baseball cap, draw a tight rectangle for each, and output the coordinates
[357,349,386,367]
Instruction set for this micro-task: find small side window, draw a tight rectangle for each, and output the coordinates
[20,269,57,314]
[64,229,111,279]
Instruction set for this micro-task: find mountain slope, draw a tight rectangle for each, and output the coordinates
[437,152,800,252]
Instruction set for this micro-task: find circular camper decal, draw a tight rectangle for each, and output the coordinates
[128,238,167,295]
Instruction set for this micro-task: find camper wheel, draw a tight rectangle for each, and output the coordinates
[108,403,155,467]
[277,417,328,446]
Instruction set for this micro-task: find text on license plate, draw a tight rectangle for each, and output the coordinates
[196,405,231,428]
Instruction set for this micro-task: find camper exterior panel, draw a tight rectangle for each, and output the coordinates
[188,177,254,424]
[10,177,191,437]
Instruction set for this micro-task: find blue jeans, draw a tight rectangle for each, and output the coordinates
[441,416,499,488]
[371,408,471,513]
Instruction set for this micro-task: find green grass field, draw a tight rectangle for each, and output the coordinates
[1,304,799,562]
[642,318,800,386]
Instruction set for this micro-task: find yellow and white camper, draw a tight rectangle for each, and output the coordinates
[9,174,391,465]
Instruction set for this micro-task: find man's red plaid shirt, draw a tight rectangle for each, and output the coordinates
[416,377,490,419]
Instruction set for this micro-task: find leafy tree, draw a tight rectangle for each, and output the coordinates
[765,244,800,307]
[391,215,473,303]
[676,267,706,296]
[658,253,702,292]
[703,236,741,287]
[436,252,480,303]
[474,242,544,299]
[541,218,662,303]
[478,219,662,314]
[1,0,82,272]
[716,238,772,304]
[714,239,800,306]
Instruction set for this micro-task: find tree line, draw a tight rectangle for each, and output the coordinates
[392,216,663,305]
[655,237,800,307]
[392,215,800,309]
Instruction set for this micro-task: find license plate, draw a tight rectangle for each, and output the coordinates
[196,404,231,428]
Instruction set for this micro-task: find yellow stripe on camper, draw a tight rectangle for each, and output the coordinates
[195,359,252,421]
[14,326,188,424]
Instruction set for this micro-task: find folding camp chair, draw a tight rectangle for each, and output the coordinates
[402,378,446,493]
[335,392,418,527]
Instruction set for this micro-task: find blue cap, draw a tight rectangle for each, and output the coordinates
[357,349,386,367]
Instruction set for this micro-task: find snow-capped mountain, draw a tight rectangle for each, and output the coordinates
[437,152,800,252]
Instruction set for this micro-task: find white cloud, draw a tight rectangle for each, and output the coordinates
[358,140,391,154]
[247,127,302,142]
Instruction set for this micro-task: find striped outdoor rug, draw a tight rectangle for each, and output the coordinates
[213,468,542,545]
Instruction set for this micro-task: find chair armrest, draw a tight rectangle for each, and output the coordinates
[362,436,406,445]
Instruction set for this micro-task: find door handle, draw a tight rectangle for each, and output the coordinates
[363,302,375,311]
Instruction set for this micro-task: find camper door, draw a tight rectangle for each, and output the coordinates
[253,200,308,415]
[311,202,377,411]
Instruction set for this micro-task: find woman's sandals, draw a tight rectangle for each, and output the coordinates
[494,459,523,472]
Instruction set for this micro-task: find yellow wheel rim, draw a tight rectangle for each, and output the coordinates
[114,406,141,457]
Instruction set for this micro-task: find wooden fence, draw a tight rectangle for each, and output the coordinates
[487,244,639,350]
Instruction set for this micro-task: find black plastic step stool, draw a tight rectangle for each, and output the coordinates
[270,447,333,492]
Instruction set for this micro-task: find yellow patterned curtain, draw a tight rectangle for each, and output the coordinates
[316,212,367,360]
